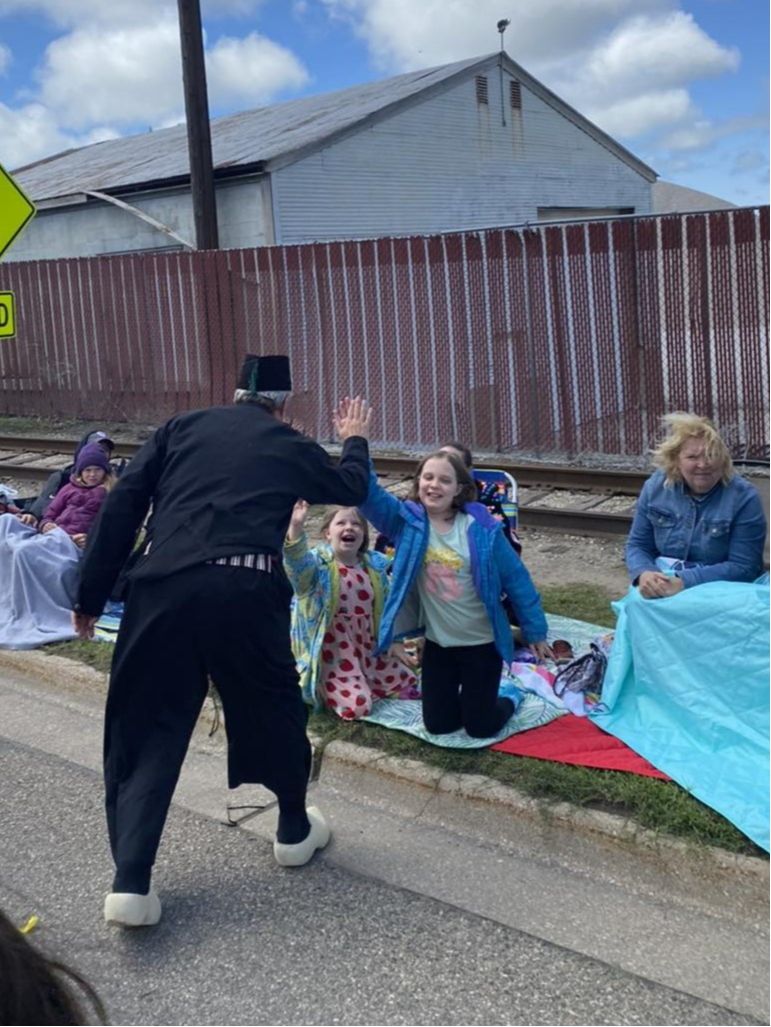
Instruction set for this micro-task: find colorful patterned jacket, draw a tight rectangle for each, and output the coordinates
[283,532,389,709]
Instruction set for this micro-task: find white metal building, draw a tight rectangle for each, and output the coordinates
[10,52,656,261]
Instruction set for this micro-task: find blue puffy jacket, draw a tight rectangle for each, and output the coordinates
[360,468,548,664]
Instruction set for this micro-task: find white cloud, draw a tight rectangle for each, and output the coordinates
[584,88,694,138]
[36,15,185,129]
[656,113,767,151]
[207,31,310,105]
[0,0,173,28]
[0,0,265,28]
[557,11,740,139]
[0,6,309,168]
[0,99,119,169]
[321,0,670,70]
[320,0,742,151]
[0,101,70,169]
[0,41,10,74]
[568,11,739,102]
[31,14,309,131]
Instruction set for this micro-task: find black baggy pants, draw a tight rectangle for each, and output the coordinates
[104,563,311,872]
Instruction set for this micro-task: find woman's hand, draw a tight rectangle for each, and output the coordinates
[333,396,373,442]
[638,571,683,599]
[71,533,88,550]
[287,500,309,541]
[18,513,38,527]
[528,641,553,664]
[39,522,57,534]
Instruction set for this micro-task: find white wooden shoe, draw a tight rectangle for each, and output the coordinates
[274,807,331,867]
[104,888,162,926]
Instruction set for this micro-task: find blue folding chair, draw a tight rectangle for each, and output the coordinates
[472,468,519,536]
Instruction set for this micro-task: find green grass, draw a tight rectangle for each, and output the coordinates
[45,639,115,675]
[38,584,763,858]
[0,415,56,434]
[540,583,617,628]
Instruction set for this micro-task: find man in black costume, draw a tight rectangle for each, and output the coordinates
[73,354,372,926]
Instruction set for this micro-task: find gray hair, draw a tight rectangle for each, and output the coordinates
[233,389,291,411]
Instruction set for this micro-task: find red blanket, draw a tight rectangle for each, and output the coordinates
[491,715,669,779]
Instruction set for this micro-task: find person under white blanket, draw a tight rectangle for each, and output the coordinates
[0,516,81,649]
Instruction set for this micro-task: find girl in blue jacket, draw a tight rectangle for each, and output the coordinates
[360,451,551,737]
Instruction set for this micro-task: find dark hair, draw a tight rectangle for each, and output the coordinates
[408,451,478,511]
[0,907,106,1024]
[321,506,370,554]
[438,441,474,469]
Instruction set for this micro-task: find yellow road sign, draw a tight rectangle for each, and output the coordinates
[0,164,35,259]
[0,292,15,338]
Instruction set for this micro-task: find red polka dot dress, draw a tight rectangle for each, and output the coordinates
[320,563,418,720]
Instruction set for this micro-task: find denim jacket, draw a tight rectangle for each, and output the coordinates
[359,468,548,664]
[625,470,766,588]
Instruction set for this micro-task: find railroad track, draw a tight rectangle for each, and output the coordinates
[0,433,643,538]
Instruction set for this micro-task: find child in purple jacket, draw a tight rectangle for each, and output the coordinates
[37,442,115,548]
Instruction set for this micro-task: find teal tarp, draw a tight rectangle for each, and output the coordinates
[591,582,770,851]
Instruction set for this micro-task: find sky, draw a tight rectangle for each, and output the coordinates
[0,0,768,206]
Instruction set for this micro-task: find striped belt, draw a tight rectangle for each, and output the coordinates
[206,553,275,572]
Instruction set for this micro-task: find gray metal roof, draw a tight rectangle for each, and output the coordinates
[652,180,737,213]
[15,52,656,203]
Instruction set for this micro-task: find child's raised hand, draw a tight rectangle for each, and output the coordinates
[287,499,310,541]
[333,396,373,442]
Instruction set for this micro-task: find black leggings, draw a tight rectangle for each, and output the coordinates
[421,640,513,738]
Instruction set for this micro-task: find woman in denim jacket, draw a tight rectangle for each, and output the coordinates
[625,413,766,599]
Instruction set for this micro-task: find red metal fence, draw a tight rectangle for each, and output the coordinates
[0,207,768,458]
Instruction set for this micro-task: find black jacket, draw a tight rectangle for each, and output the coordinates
[77,404,370,615]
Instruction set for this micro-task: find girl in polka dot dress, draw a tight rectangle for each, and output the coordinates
[284,501,419,719]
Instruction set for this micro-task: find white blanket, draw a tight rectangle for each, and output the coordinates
[0,515,80,649]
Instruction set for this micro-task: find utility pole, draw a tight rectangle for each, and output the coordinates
[177,0,219,249]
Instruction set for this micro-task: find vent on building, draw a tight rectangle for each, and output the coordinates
[476,75,489,105]
[510,81,522,109]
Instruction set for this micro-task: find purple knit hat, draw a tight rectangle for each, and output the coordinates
[75,442,111,476]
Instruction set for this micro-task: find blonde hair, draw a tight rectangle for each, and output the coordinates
[76,469,116,492]
[651,413,733,486]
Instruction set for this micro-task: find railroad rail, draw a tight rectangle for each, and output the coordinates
[1,434,766,540]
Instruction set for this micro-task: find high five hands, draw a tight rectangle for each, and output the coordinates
[333,396,373,442]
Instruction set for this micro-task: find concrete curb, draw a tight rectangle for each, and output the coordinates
[2,647,767,881]
[323,739,768,881]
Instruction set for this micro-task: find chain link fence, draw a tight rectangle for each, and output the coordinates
[0,206,767,459]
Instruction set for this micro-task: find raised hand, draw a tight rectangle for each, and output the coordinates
[333,396,373,442]
[287,499,310,541]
